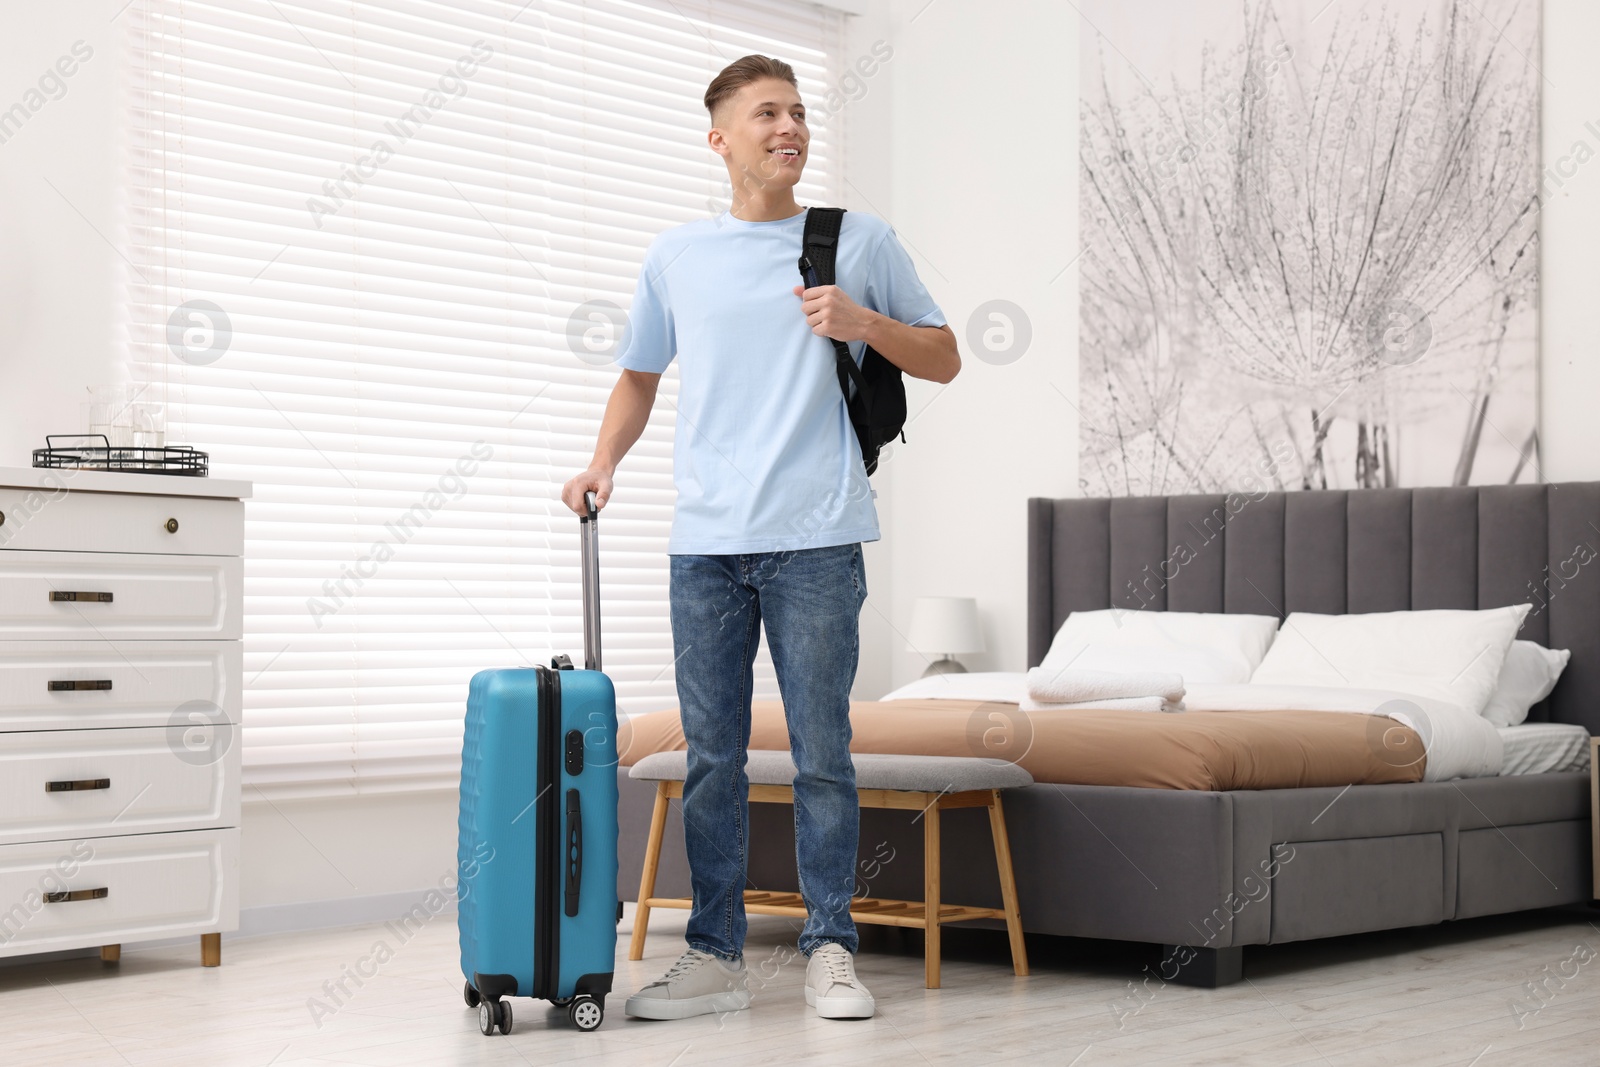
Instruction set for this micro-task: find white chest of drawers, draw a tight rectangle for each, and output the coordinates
[0,464,249,968]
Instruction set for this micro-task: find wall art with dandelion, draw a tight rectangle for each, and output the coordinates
[1079,0,1540,494]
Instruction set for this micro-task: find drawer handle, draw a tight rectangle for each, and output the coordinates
[44,888,109,904]
[46,778,112,792]
[48,680,114,692]
[165,518,179,534]
[50,591,114,603]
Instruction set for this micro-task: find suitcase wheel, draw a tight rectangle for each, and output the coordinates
[568,995,603,1032]
[462,982,481,1009]
[550,996,572,1007]
[478,998,513,1036]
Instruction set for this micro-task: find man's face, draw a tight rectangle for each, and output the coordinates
[713,77,808,191]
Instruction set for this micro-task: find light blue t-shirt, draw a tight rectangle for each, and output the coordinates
[614,207,947,555]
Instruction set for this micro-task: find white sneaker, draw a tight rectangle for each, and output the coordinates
[805,943,874,1019]
[625,948,751,1021]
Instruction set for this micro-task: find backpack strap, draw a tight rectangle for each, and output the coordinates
[798,207,872,409]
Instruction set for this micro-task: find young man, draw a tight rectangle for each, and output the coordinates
[561,54,958,1021]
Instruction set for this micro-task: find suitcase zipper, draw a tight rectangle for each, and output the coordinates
[533,664,562,1000]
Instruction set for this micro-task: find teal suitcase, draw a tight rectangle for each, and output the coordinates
[457,491,619,1034]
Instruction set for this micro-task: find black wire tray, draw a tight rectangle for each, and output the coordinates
[33,436,209,477]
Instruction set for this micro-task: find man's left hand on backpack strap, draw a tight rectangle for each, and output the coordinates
[794,282,876,345]
[795,282,961,385]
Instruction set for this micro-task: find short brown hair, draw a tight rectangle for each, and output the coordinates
[704,54,798,127]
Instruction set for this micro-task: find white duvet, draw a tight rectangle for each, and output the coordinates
[878,672,1504,781]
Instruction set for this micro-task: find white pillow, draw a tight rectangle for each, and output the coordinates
[1481,641,1570,728]
[1038,609,1281,684]
[1249,606,1529,717]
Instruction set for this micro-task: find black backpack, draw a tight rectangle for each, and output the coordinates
[798,207,907,476]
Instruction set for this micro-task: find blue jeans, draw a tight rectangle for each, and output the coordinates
[668,541,867,961]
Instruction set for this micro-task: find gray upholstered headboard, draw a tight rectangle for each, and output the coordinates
[1027,484,1600,734]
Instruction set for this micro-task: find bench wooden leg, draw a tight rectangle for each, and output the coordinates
[200,933,220,967]
[629,781,671,961]
[988,790,1029,977]
[924,799,941,989]
[100,944,120,963]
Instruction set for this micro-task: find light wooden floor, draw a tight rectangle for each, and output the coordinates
[3,904,1600,1066]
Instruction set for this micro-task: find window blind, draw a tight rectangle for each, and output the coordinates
[124,0,847,799]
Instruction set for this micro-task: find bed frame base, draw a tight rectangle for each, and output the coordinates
[616,768,1593,987]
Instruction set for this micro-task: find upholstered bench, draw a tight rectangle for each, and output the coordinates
[626,750,1033,988]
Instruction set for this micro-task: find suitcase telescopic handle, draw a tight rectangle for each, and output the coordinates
[580,490,601,672]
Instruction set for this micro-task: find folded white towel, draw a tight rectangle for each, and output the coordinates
[1020,695,1184,713]
[1025,666,1186,705]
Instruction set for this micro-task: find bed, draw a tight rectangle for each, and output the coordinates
[613,483,1598,985]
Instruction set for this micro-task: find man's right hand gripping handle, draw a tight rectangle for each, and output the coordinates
[562,468,614,516]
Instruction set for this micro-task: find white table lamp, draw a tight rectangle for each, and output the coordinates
[907,596,985,677]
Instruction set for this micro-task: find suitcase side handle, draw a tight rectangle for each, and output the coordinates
[563,787,583,917]
[580,491,602,672]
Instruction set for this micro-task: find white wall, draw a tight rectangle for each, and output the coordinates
[239,790,460,924]
[1537,1,1600,481]
[0,1,128,464]
[1,0,1597,924]
[874,0,1075,685]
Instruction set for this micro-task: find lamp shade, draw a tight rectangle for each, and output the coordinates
[906,596,985,656]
